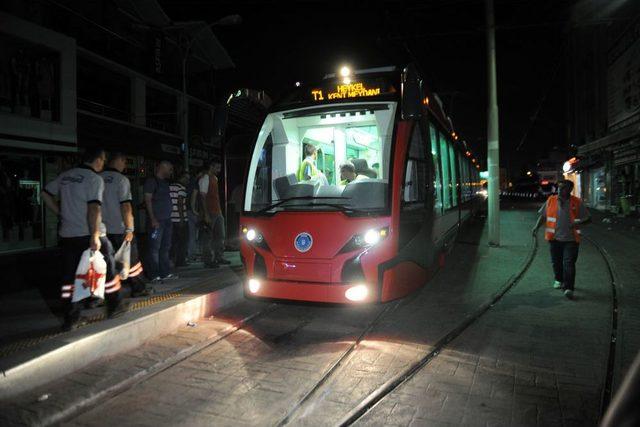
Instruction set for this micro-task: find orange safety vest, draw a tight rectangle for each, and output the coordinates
[545,195,582,243]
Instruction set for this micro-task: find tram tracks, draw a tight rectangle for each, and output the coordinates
[60,298,401,426]
[270,231,539,427]
[583,236,620,419]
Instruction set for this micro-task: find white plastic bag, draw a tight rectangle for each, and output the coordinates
[114,240,131,280]
[72,249,106,302]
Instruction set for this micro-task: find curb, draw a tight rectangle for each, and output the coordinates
[37,303,270,427]
[0,276,244,400]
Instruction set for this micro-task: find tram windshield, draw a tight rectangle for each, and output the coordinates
[244,102,397,214]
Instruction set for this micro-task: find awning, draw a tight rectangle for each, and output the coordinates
[578,123,640,155]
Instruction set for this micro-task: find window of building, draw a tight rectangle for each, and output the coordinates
[78,57,130,121]
[0,33,61,122]
[146,86,177,134]
[0,153,44,253]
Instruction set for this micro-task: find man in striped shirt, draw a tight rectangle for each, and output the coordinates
[169,171,189,268]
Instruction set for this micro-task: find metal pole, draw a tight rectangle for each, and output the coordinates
[182,53,189,173]
[486,0,500,246]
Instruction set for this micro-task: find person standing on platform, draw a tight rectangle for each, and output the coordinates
[41,148,125,330]
[198,160,230,268]
[533,179,591,299]
[169,171,189,268]
[101,152,149,297]
[186,169,204,262]
[144,160,176,282]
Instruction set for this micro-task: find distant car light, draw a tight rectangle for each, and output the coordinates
[345,284,369,302]
[248,278,261,293]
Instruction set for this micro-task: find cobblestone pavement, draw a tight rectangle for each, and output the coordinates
[584,211,640,393]
[3,208,633,427]
[356,221,612,427]
[65,303,386,426]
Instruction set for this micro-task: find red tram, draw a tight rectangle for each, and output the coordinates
[239,65,482,303]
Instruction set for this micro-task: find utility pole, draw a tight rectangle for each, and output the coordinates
[486,0,500,246]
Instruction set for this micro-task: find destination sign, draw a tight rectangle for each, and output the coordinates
[311,82,385,101]
[276,74,399,108]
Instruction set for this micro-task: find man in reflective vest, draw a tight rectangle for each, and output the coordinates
[297,144,319,182]
[533,179,591,299]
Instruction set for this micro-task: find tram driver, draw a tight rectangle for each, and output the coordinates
[339,162,367,185]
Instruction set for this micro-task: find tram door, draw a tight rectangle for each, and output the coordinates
[398,120,436,268]
[399,122,428,245]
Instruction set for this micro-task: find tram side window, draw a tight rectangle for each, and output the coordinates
[459,156,470,202]
[403,124,428,205]
[250,136,273,209]
[438,132,452,210]
[448,142,458,207]
[429,124,443,214]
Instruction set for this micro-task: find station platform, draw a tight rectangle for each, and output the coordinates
[0,254,246,401]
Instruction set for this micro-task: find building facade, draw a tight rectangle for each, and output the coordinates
[0,1,231,291]
[568,2,640,214]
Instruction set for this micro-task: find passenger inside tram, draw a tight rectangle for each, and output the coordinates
[339,162,367,186]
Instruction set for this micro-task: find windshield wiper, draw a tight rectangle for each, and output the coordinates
[279,202,371,215]
[258,196,350,213]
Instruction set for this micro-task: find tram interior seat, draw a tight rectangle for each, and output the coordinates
[283,182,315,203]
[313,184,345,200]
[342,179,387,209]
[274,173,298,199]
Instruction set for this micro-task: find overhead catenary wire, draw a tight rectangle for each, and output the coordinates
[515,40,565,152]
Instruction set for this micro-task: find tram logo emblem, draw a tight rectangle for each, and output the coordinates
[294,232,313,253]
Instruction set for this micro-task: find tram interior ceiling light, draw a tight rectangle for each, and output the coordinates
[248,278,261,294]
[345,284,369,302]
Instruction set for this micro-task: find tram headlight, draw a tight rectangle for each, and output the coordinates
[345,284,369,302]
[248,278,261,294]
[364,229,381,245]
[361,227,388,246]
[243,228,263,243]
[342,227,389,253]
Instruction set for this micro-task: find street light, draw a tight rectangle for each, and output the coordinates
[181,15,242,172]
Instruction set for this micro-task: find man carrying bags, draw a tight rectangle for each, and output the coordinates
[101,152,149,297]
[41,148,126,331]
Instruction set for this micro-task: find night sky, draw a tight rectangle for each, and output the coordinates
[159,0,575,177]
